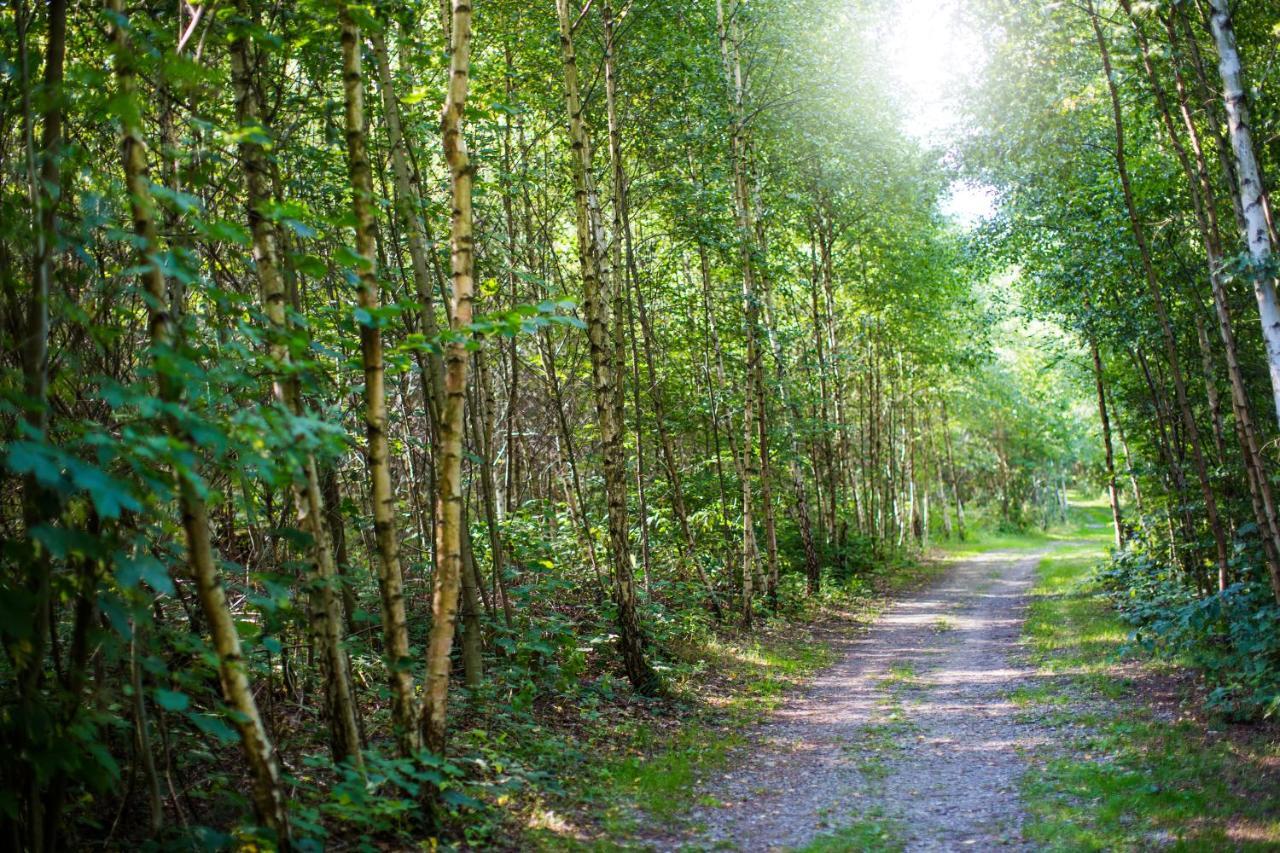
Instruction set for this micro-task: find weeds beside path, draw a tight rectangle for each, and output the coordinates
[1018,548,1280,850]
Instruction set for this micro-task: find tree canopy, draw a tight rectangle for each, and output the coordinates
[3,0,1279,847]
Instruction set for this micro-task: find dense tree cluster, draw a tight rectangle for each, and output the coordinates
[0,0,1228,847]
[967,0,1280,719]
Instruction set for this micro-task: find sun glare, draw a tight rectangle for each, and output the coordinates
[884,0,984,142]
[882,0,993,224]
[941,180,997,227]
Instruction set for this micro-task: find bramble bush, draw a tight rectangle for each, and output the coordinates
[1098,528,1280,720]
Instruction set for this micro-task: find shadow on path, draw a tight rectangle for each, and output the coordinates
[636,547,1061,852]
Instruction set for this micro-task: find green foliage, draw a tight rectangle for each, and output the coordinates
[7,0,1277,846]
[1099,538,1280,720]
[1021,549,1280,850]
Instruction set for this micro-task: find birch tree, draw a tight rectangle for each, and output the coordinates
[422,0,475,755]
[1206,0,1280,430]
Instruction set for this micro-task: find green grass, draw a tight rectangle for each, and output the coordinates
[883,662,917,683]
[797,809,903,852]
[1019,548,1280,851]
[933,493,1115,558]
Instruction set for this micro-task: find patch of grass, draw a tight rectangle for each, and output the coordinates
[1019,549,1280,851]
[883,662,917,683]
[600,724,740,829]
[797,808,903,852]
[587,641,836,834]
[933,493,1115,558]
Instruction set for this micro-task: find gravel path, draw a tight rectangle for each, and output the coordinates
[638,548,1057,851]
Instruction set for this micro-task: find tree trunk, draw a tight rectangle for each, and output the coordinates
[1205,0,1280,429]
[758,240,822,594]
[370,28,447,431]
[471,351,513,625]
[107,2,290,839]
[422,0,476,754]
[1090,339,1125,549]
[338,3,419,756]
[717,0,771,624]
[941,399,965,540]
[555,0,659,694]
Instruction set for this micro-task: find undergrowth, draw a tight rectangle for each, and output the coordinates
[1097,533,1280,720]
[1019,548,1280,850]
[506,551,947,849]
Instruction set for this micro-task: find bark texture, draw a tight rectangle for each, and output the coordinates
[1206,0,1280,430]
[422,0,475,755]
[338,3,418,756]
[107,1,290,839]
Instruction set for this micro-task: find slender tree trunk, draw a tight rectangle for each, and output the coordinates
[371,28,446,431]
[758,245,822,594]
[1110,392,1144,513]
[471,352,514,625]
[749,175,786,606]
[1205,0,1280,429]
[538,311,607,599]
[107,3,290,840]
[1090,339,1125,549]
[1193,314,1228,461]
[692,242,743,583]
[555,0,658,693]
[321,466,359,631]
[338,3,419,756]
[231,0,363,770]
[601,4,725,616]
[717,0,770,624]
[421,0,476,754]
[941,399,965,540]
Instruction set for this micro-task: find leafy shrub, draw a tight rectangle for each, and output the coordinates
[1097,536,1280,720]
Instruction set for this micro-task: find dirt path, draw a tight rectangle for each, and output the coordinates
[639,547,1059,851]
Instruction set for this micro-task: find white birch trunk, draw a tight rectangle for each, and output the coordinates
[1207,0,1280,428]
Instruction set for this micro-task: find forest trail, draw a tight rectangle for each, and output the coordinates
[641,545,1065,851]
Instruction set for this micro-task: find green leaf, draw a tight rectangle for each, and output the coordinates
[65,458,141,519]
[150,183,204,215]
[441,788,482,810]
[154,688,190,712]
[117,553,175,596]
[86,742,122,781]
[6,441,65,489]
[290,253,327,278]
[189,713,239,744]
[336,245,373,272]
[197,219,252,246]
[32,525,101,559]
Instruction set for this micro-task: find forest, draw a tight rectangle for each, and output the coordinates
[2,0,1279,849]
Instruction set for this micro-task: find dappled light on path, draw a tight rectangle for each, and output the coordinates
[638,549,1058,851]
